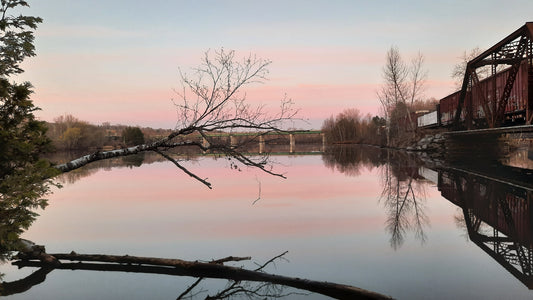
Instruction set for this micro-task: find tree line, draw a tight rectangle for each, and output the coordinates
[45,114,173,151]
[321,109,386,145]
[322,47,440,147]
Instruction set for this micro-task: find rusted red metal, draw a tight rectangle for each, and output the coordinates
[469,61,529,125]
[438,171,533,247]
[453,22,533,129]
[438,60,530,128]
[469,189,533,248]
[439,91,462,126]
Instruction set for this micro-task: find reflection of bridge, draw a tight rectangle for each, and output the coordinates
[433,167,533,288]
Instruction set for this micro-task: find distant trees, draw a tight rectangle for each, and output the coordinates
[46,115,171,151]
[321,109,385,145]
[322,47,438,147]
[122,127,144,146]
[47,114,104,150]
[322,109,361,143]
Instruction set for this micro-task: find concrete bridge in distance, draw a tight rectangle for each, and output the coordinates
[201,130,326,154]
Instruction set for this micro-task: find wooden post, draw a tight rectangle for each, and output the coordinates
[321,133,326,152]
[230,135,236,148]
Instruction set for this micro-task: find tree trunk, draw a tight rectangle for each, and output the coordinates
[13,250,393,300]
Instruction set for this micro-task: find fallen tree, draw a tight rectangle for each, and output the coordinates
[53,49,298,188]
[8,244,393,300]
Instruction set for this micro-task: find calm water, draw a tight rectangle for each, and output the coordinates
[2,146,533,299]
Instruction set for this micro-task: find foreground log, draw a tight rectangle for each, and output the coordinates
[11,250,393,300]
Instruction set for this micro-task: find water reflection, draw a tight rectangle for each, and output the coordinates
[437,166,533,289]
[322,145,385,176]
[325,144,533,290]
[2,148,395,299]
[324,145,430,249]
[379,152,429,250]
[4,144,533,298]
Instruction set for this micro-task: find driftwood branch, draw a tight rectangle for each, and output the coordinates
[10,248,393,300]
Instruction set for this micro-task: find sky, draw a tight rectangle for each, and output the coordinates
[14,0,533,129]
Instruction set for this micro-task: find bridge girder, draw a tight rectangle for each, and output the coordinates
[454,23,533,129]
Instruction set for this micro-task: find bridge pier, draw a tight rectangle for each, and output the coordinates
[200,131,324,154]
[202,137,210,149]
[259,135,265,153]
[289,134,295,153]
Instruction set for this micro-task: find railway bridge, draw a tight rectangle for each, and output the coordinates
[445,124,533,136]
[441,125,533,164]
[418,22,533,132]
[453,22,533,130]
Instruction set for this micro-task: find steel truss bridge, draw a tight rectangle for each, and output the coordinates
[454,22,533,129]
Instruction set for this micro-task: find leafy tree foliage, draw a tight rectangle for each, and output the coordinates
[0,0,42,76]
[0,0,58,257]
[122,126,145,146]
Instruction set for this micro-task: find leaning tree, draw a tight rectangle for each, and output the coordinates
[0,0,298,255]
[56,48,298,188]
[0,3,398,298]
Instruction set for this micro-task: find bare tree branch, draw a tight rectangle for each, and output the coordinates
[153,149,212,189]
[54,49,299,188]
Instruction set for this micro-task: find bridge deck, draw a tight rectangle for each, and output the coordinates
[445,125,533,136]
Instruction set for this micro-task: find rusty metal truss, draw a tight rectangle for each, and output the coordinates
[454,22,533,129]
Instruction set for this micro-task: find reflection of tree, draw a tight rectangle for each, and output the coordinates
[379,151,429,250]
[121,152,145,168]
[50,152,201,185]
[322,146,430,250]
[177,252,308,299]
[322,145,386,176]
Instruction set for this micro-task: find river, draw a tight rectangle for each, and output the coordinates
[1,145,533,299]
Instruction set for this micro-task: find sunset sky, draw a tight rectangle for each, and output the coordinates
[16,0,533,129]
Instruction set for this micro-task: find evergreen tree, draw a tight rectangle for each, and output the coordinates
[0,0,58,257]
[122,127,145,146]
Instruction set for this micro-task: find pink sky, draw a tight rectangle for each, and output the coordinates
[15,1,533,129]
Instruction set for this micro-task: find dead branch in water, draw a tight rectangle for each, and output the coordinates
[9,246,393,300]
